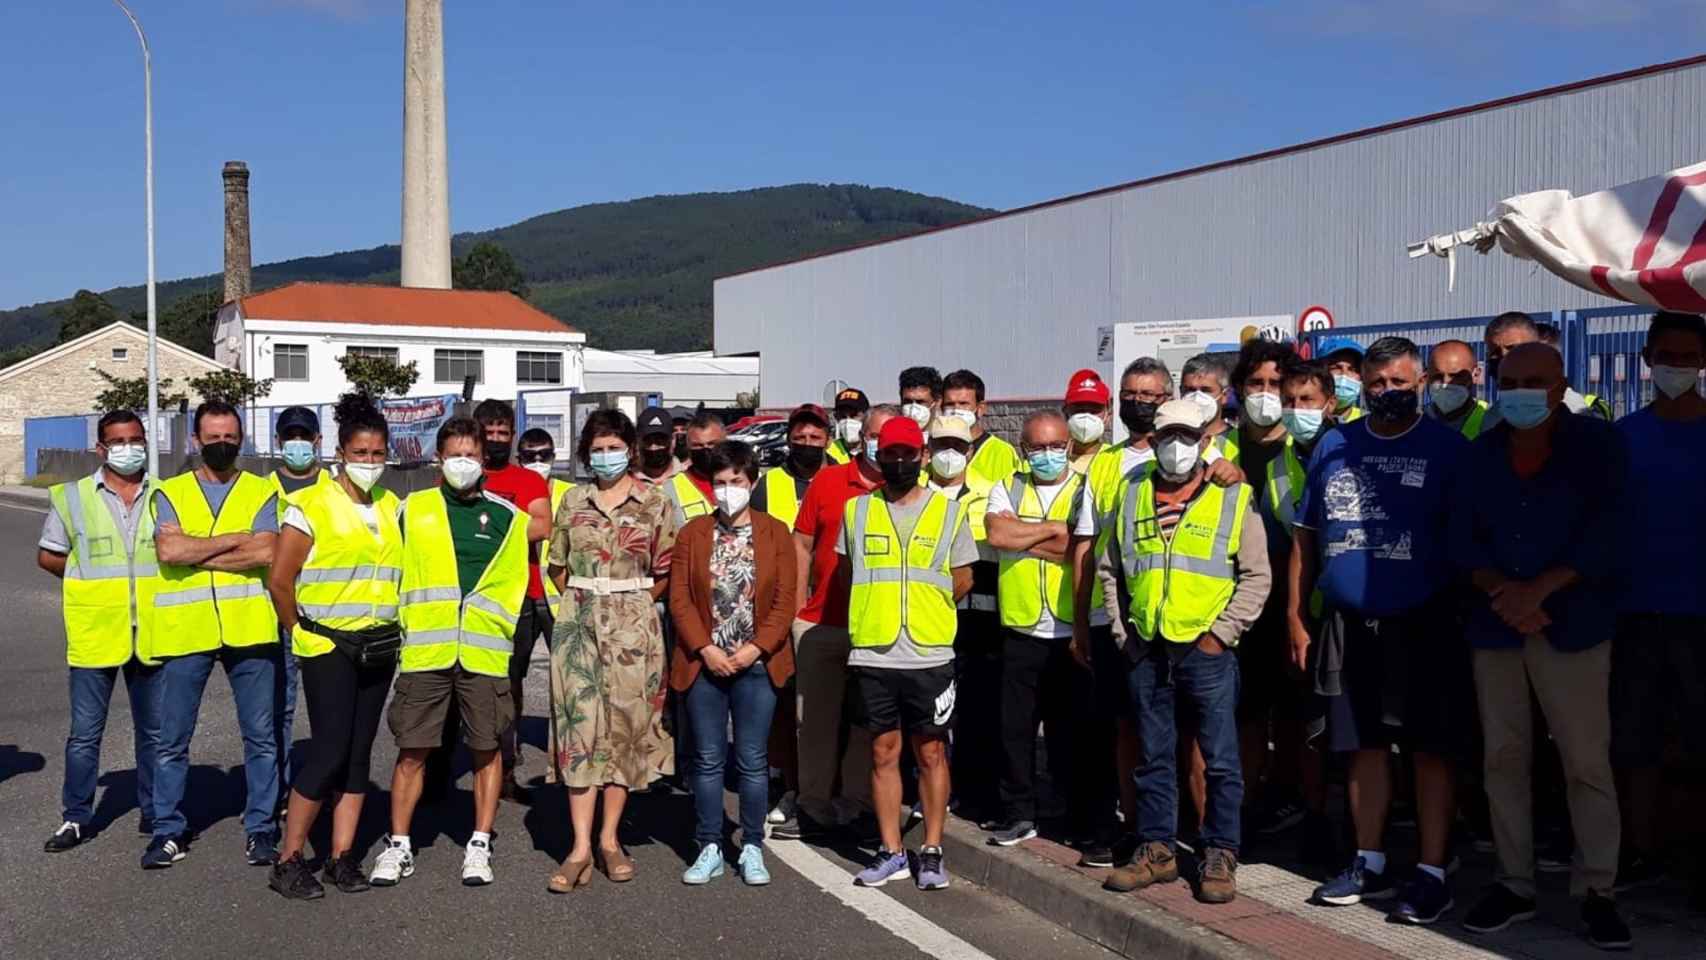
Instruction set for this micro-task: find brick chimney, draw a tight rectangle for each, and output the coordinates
[222,161,252,303]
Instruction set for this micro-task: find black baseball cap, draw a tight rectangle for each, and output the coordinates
[833,388,869,414]
[636,407,672,438]
[275,406,319,438]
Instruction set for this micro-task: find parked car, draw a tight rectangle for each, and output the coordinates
[730,419,789,467]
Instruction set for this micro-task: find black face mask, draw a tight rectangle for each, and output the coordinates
[672,435,689,461]
[1119,399,1160,435]
[880,458,921,491]
[788,444,826,476]
[640,445,673,471]
[689,448,713,477]
[483,440,511,469]
[201,441,240,472]
[1368,388,1420,421]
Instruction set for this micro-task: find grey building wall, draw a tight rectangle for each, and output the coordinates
[715,58,1706,406]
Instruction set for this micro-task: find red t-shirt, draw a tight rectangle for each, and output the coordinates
[482,464,549,599]
[794,460,880,627]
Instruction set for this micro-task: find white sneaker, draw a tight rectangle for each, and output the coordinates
[767,790,798,825]
[370,837,415,887]
[462,837,494,886]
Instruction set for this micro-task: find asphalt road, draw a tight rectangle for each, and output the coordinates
[0,500,1115,960]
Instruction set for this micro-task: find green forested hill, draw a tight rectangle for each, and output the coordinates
[0,184,992,358]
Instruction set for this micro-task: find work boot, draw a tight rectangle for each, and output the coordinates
[1102,841,1178,892]
[1197,848,1238,904]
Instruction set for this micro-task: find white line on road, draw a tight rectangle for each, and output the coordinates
[0,501,48,514]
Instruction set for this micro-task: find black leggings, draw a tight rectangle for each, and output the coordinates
[294,651,396,802]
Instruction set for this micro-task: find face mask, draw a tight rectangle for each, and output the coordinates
[1027,449,1069,482]
[281,439,316,472]
[1652,364,1700,399]
[640,445,673,471]
[200,440,240,472]
[689,448,713,477]
[880,458,921,490]
[1067,412,1105,444]
[714,484,750,517]
[1119,399,1159,435]
[1431,383,1471,415]
[930,448,967,479]
[1155,437,1200,480]
[1184,390,1219,422]
[864,437,880,463]
[1496,388,1555,430]
[441,455,483,491]
[901,403,933,428]
[836,418,863,444]
[589,449,630,480]
[944,408,977,429]
[482,439,511,469]
[1333,374,1362,408]
[1367,388,1419,421]
[105,443,146,475]
[1282,407,1325,443]
[523,461,553,480]
[345,462,385,492]
[788,444,826,476]
[672,435,689,461]
[1242,392,1282,427]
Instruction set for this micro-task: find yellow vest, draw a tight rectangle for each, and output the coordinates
[967,434,1021,488]
[50,474,160,668]
[1340,405,1364,423]
[541,478,574,602]
[398,489,529,677]
[1117,474,1251,644]
[290,481,403,659]
[997,472,1082,629]
[759,466,805,531]
[1210,429,1242,466]
[271,468,333,523]
[151,471,280,656]
[1086,441,1153,613]
[827,439,854,465]
[1459,401,1489,440]
[665,472,714,526]
[845,490,961,649]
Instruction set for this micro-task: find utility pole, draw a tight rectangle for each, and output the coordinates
[114,0,160,477]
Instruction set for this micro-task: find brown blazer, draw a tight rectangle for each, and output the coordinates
[667,509,797,692]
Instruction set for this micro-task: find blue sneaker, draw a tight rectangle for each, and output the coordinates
[141,835,186,870]
[681,843,725,885]
[738,844,771,886]
[1312,856,1396,906]
[245,831,278,867]
[854,848,910,887]
[915,845,949,891]
[1389,869,1454,925]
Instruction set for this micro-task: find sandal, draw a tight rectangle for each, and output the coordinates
[547,854,593,893]
[596,844,636,883]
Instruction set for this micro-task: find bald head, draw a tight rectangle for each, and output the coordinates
[1496,342,1564,390]
[1426,340,1477,390]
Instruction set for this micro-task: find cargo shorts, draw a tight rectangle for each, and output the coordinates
[388,666,514,753]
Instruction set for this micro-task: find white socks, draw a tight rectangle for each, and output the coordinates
[392,835,412,852]
[470,831,492,847]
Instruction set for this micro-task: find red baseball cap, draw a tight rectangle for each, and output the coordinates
[788,403,830,429]
[1064,368,1110,406]
[876,416,925,451]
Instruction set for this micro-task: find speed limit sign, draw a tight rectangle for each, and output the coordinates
[1297,306,1334,358]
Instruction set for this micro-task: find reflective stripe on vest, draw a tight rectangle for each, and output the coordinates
[151,471,279,656]
[541,479,573,601]
[1087,442,1151,612]
[759,466,803,531]
[845,491,960,649]
[996,471,1081,629]
[1262,439,1305,532]
[1212,430,1242,466]
[290,482,403,659]
[665,472,713,525]
[1118,475,1250,644]
[51,475,160,668]
[398,489,528,677]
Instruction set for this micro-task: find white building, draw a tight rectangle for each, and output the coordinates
[582,348,759,407]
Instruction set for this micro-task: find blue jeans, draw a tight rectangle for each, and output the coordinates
[685,662,777,848]
[275,637,297,791]
[63,662,162,826]
[152,647,279,839]
[1129,642,1244,853]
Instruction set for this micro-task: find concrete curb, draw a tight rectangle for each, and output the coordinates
[940,816,1268,960]
[0,486,50,511]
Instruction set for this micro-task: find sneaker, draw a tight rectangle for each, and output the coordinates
[1078,837,1116,869]
[323,852,370,893]
[1537,833,1573,874]
[987,820,1037,847]
[767,790,798,825]
[245,832,278,867]
[141,835,186,870]
[1582,892,1632,951]
[737,844,771,886]
[854,848,910,887]
[1197,847,1238,904]
[1614,851,1665,892]
[369,837,415,887]
[1252,796,1306,836]
[1389,869,1454,925]
[1298,812,1337,866]
[771,811,832,842]
[1103,841,1179,892]
[915,845,949,891]
[461,837,494,886]
[268,853,325,900]
[1312,856,1395,906]
[1462,883,1537,934]
[44,821,83,853]
[1110,833,1141,868]
[682,843,726,885]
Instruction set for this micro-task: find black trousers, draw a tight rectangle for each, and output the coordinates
[951,610,1004,818]
[294,651,396,802]
[998,628,1113,831]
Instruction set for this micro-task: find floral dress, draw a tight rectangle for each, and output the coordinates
[546,480,677,789]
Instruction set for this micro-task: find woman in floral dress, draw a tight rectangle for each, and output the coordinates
[544,409,677,891]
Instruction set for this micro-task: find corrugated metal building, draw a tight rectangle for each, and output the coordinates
[714,56,1706,405]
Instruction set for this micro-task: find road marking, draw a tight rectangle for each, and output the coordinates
[0,500,48,515]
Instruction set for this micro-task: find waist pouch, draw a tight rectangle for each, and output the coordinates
[299,615,402,668]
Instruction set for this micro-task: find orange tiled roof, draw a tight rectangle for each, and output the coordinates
[237,282,576,334]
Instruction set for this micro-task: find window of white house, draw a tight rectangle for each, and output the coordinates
[524,414,564,451]
[274,343,309,381]
[346,345,400,363]
[111,347,129,362]
[516,351,563,385]
[434,348,483,384]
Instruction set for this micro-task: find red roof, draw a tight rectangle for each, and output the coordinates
[237,282,577,334]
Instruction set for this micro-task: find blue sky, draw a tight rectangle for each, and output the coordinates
[3,0,1703,308]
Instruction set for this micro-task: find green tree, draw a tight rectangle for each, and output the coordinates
[189,368,273,406]
[54,290,122,343]
[337,352,419,398]
[94,369,187,414]
[453,241,528,298]
[735,389,760,408]
[158,290,224,357]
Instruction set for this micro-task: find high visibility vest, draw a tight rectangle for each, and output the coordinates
[1210,429,1242,466]
[967,435,1021,488]
[541,478,574,602]
[271,468,333,522]
[1582,393,1613,421]
[827,439,854,465]
[997,472,1083,629]
[398,489,528,677]
[844,490,961,649]
[1459,401,1489,440]
[151,471,280,656]
[664,472,714,526]
[948,473,997,612]
[290,482,403,659]
[49,474,160,668]
[1117,474,1252,644]
[758,466,806,531]
[1085,441,1152,613]
[1261,440,1325,619]
[1339,405,1364,424]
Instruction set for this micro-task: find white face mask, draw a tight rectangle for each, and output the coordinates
[104,442,147,475]
[944,407,977,428]
[714,484,750,517]
[836,418,863,444]
[1067,412,1105,444]
[1242,392,1282,427]
[1652,364,1701,399]
[522,461,553,480]
[1156,437,1201,479]
[901,403,933,428]
[1184,390,1219,422]
[345,462,386,492]
[1431,383,1471,415]
[441,456,483,491]
[930,448,967,479]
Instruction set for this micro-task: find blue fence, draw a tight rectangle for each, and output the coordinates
[24,416,92,478]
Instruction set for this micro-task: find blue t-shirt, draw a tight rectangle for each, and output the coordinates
[1617,407,1706,615]
[1296,416,1465,617]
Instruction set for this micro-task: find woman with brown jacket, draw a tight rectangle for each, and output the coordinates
[668,440,797,887]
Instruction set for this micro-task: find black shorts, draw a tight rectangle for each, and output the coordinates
[1612,614,1706,768]
[1321,607,1471,757]
[1236,604,1301,725]
[850,664,956,737]
[1090,624,1135,720]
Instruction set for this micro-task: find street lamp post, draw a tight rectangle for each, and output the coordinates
[113,0,160,477]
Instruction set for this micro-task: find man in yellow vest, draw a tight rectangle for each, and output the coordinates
[941,369,1021,487]
[146,400,282,870]
[839,416,976,891]
[1424,340,1489,439]
[372,417,528,888]
[1181,353,1240,463]
[827,387,870,465]
[663,412,723,526]
[1101,399,1271,905]
[899,366,942,431]
[753,404,831,532]
[39,410,162,853]
[269,405,330,801]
